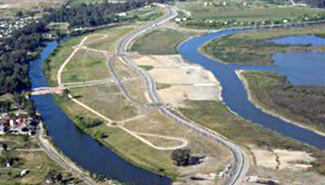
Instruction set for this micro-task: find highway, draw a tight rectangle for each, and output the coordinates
[109,4,250,185]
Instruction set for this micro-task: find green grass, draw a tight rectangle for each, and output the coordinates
[180,100,309,150]
[46,25,137,86]
[87,125,179,178]
[85,25,136,52]
[179,100,325,174]
[179,1,325,29]
[241,70,325,134]
[61,49,109,83]
[131,28,197,55]
[202,25,325,65]
[54,94,179,179]
[139,65,154,71]
[69,85,138,121]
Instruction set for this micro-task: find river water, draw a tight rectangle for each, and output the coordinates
[29,40,171,185]
[28,29,325,184]
[178,30,325,149]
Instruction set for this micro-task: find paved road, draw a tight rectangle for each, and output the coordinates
[111,4,250,185]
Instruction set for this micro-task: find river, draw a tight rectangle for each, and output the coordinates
[28,28,325,184]
[178,29,325,149]
[29,40,171,185]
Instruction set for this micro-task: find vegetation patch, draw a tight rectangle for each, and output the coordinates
[241,70,325,133]
[131,28,196,55]
[202,25,325,65]
[179,1,325,29]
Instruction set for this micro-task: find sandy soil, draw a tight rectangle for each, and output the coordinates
[251,147,315,171]
[244,165,325,185]
[158,85,220,107]
[134,54,222,107]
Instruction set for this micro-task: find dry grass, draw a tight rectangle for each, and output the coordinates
[62,49,109,83]
[69,84,139,121]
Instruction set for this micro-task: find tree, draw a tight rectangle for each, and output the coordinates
[171,149,191,166]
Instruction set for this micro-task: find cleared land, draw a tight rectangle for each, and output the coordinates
[178,1,325,29]
[131,28,197,55]
[202,25,325,65]
[133,55,222,107]
[238,70,325,134]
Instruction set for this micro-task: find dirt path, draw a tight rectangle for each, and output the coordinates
[57,32,189,151]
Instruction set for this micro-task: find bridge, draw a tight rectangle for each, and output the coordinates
[31,79,117,95]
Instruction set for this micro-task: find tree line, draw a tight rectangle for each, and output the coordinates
[0,0,172,97]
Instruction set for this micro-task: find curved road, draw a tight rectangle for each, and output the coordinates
[110,4,250,185]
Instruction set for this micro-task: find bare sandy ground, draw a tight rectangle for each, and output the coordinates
[134,55,222,107]
[251,147,315,171]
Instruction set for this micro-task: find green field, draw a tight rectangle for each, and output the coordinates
[179,100,325,174]
[61,50,109,83]
[131,28,197,55]
[69,85,139,121]
[178,1,325,29]
[240,70,325,134]
[201,25,325,65]
[46,25,136,86]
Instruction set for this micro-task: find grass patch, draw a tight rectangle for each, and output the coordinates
[139,65,154,71]
[156,83,172,90]
[179,100,325,174]
[241,70,325,133]
[53,94,179,179]
[61,49,108,83]
[85,25,136,52]
[179,1,325,29]
[69,85,139,121]
[131,28,196,55]
[180,100,309,150]
[202,25,325,65]
[46,25,136,86]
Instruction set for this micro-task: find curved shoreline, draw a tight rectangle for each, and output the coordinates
[235,69,325,137]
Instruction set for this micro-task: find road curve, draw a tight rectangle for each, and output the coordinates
[113,4,250,185]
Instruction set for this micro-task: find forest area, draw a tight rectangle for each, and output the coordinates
[0,0,172,98]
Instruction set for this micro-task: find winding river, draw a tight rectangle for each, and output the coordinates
[29,41,171,185]
[178,29,325,149]
[28,28,325,185]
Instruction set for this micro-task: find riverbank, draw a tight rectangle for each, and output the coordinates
[236,70,325,137]
[200,25,325,65]
[37,122,118,185]
[0,127,86,185]
[44,20,233,185]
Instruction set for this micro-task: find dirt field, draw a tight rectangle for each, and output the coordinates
[133,55,222,107]
[251,147,315,171]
